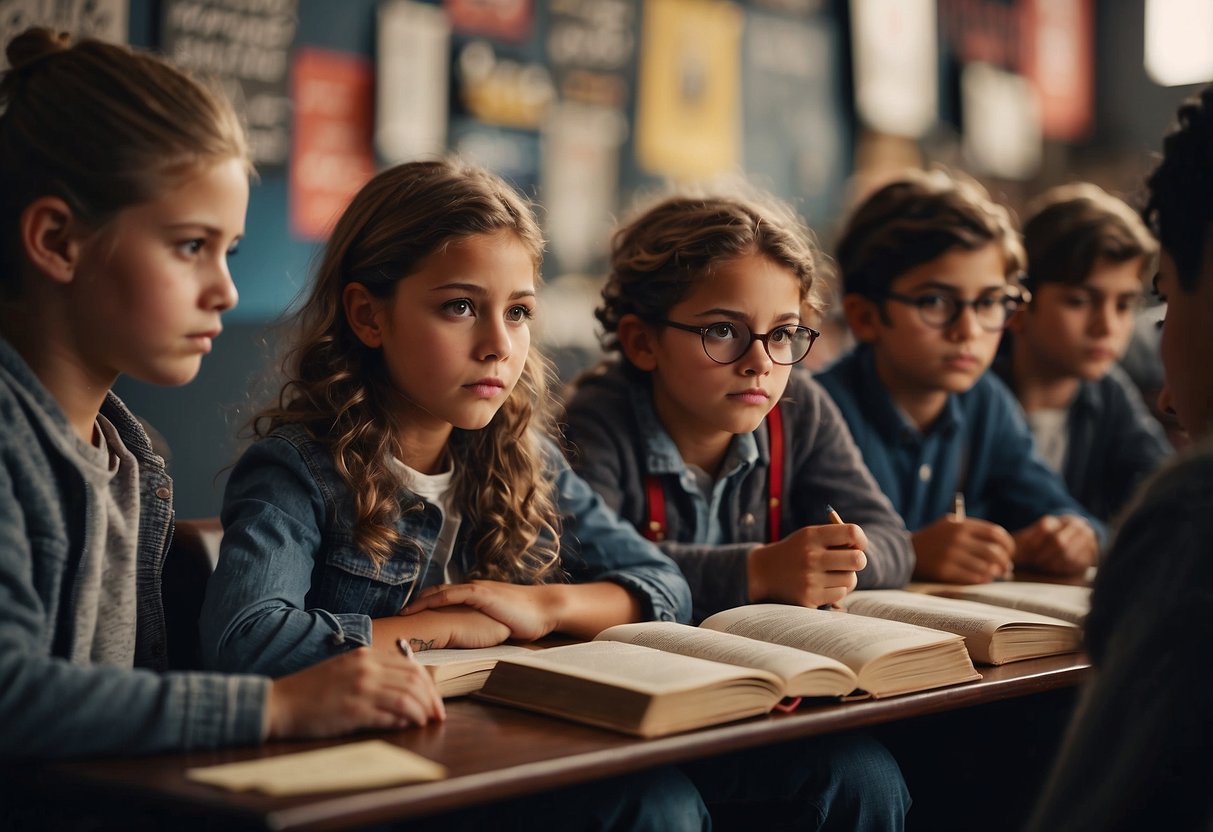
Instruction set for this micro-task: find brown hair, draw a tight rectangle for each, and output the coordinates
[596,190,826,363]
[255,159,563,583]
[0,27,249,288]
[835,169,1025,299]
[1022,183,1157,291]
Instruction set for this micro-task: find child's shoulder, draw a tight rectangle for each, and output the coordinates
[563,360,639,415]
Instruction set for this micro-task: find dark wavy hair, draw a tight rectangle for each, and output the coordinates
[1022,182,1157,293]
[255,159,563,583]
[835,169,1024,300]
[1143,84,1213,293]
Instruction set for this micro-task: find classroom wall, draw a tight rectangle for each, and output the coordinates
[97,0,1203,518]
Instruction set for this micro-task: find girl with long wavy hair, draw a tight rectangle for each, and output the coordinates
[199,159,690,676]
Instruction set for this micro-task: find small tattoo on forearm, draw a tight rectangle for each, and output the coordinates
[409,638,436,652]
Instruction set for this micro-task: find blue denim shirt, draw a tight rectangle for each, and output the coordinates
[200,424,691,676]
[816,345,1106,539]
[993,354,1171,523]
[0,337,267,759]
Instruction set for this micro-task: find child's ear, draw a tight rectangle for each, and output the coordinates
[20,197,82,285]
[617,314,660,372]
[343,283,384,349]
[842,294,884,344]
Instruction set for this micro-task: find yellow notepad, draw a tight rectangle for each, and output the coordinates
[186,739,447,795]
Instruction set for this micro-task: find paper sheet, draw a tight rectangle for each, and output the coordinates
[186,739,446,795]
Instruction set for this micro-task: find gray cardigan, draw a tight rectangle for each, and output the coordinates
[0,337,267,759]
[561,362,915,621]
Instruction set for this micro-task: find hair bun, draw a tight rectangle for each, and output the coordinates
[5,27,72,73]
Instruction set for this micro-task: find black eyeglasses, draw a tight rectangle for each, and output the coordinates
[660,319,820,365]
[883,290,1030,332]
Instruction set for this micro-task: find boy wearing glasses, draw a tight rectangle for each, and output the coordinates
[817,171,1103,583]
[562,192,915,626]
[993,183,1171,523]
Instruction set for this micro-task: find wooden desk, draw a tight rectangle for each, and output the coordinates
[21,653,1089,832]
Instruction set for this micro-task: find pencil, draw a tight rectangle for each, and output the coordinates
[820,506,845,610]
[396,637,415,660]
[952,492,966,521]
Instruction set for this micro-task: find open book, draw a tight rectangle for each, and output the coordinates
[842,589,1083,665]
[914,581,1091,626]
[411,645,539,697]
[476,604,980,737]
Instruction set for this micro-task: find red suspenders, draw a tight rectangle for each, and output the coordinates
[643,403,784,543]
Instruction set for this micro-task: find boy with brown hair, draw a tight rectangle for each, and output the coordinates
[817,170,1104,583]
[995,183,1171,522]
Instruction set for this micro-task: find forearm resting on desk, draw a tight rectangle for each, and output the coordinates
[401,580,644,641]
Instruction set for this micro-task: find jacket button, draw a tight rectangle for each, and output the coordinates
[155,486,171,500]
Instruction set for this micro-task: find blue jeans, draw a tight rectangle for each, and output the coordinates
[682,732,910,831]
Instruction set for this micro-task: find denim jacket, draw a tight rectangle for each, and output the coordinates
[200,424,691,676]
[0,337,267,759]
[561,362,915,622]
[993,354,1171,523]
[817,345,1107,541]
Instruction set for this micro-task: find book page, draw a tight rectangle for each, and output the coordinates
[412,645,536,669]
[926,582,1091,625]
[495,640,784,695]
[845,590,1079,633]
[596,622,857,695]
[700,604,961,673]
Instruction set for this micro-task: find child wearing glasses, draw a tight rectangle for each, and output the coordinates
[559,191,911,830]
[992,183,1171,523]
[559,191,911,829]
[816,170,1103,583]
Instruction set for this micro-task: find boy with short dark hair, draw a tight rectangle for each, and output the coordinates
[995,183,1170,522]
[817,170,1104,583]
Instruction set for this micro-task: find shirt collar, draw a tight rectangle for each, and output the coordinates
[853,344,964,444]
[630,375,761,478]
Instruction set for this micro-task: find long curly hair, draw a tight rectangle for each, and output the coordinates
[255,159,563,583]
[597,190,826,363]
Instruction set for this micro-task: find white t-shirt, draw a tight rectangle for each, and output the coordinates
[391,457,463,585]
[1026,408,1069,474]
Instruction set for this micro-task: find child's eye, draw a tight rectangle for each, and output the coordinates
[443,299,475,317]
[1061,293,1091,309]
[915,294,951,312]
[177,239,205,256]
[226,241,241,257]
[973,295,1001,311]
[505,304,533,323]
[704,323,740,341]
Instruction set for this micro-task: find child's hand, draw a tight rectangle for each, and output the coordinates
[402,581,558,642]
[264,647,445,739]
[746,524,869,608]
[911,516,1015,583]
[1013,515,1098,575]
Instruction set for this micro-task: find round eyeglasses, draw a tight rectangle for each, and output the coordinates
[882,290,1030,332]
[660,319,820,365]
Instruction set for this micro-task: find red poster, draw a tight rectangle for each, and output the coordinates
[445,0,532,41]
[1019,0,1092,142]
[290,48,376,240]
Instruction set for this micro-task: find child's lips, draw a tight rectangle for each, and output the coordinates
[728,388,770,405]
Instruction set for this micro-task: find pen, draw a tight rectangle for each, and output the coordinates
[952,492,966,522]
[396,637,415,660]
[820,506,845,610]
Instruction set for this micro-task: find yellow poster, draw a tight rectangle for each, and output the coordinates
[636,0,742,181]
